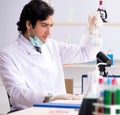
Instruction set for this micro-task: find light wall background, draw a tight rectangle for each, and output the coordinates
[0,0,120,59]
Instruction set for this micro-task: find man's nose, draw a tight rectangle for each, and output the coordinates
[45,26,51,35]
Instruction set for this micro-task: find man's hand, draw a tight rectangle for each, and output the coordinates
[88,12,103,35]
[49,94,81,102]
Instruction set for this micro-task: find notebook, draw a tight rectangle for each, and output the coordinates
[33,100,81,109]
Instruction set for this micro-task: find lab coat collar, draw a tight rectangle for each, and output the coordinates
[17,34,43,55]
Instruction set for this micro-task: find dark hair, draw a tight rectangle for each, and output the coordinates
[17,0,54,34]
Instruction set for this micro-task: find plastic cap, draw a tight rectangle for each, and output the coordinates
[99,78,104,84]
[99,0,103,5]
[107,78,112,85]
[112,78,116,85]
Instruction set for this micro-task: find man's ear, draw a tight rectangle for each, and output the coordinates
[26,20,32,30]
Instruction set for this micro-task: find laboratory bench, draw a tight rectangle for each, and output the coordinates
[8,107,79,115]
[8,100,82,115]
[63,60,120,94]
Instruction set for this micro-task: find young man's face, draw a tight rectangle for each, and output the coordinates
[33,15,54,43]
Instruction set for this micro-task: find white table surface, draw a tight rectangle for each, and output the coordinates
[8,107,79,115]
[8,100,82,115]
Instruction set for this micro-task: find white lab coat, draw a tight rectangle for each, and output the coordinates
[0,34,102,110]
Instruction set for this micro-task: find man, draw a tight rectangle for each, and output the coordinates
[0,0,103,111]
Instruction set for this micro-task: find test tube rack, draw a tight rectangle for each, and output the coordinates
[93,103,120,115]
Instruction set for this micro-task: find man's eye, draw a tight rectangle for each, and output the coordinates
[41,24,47,27]
[51,24,54,27]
